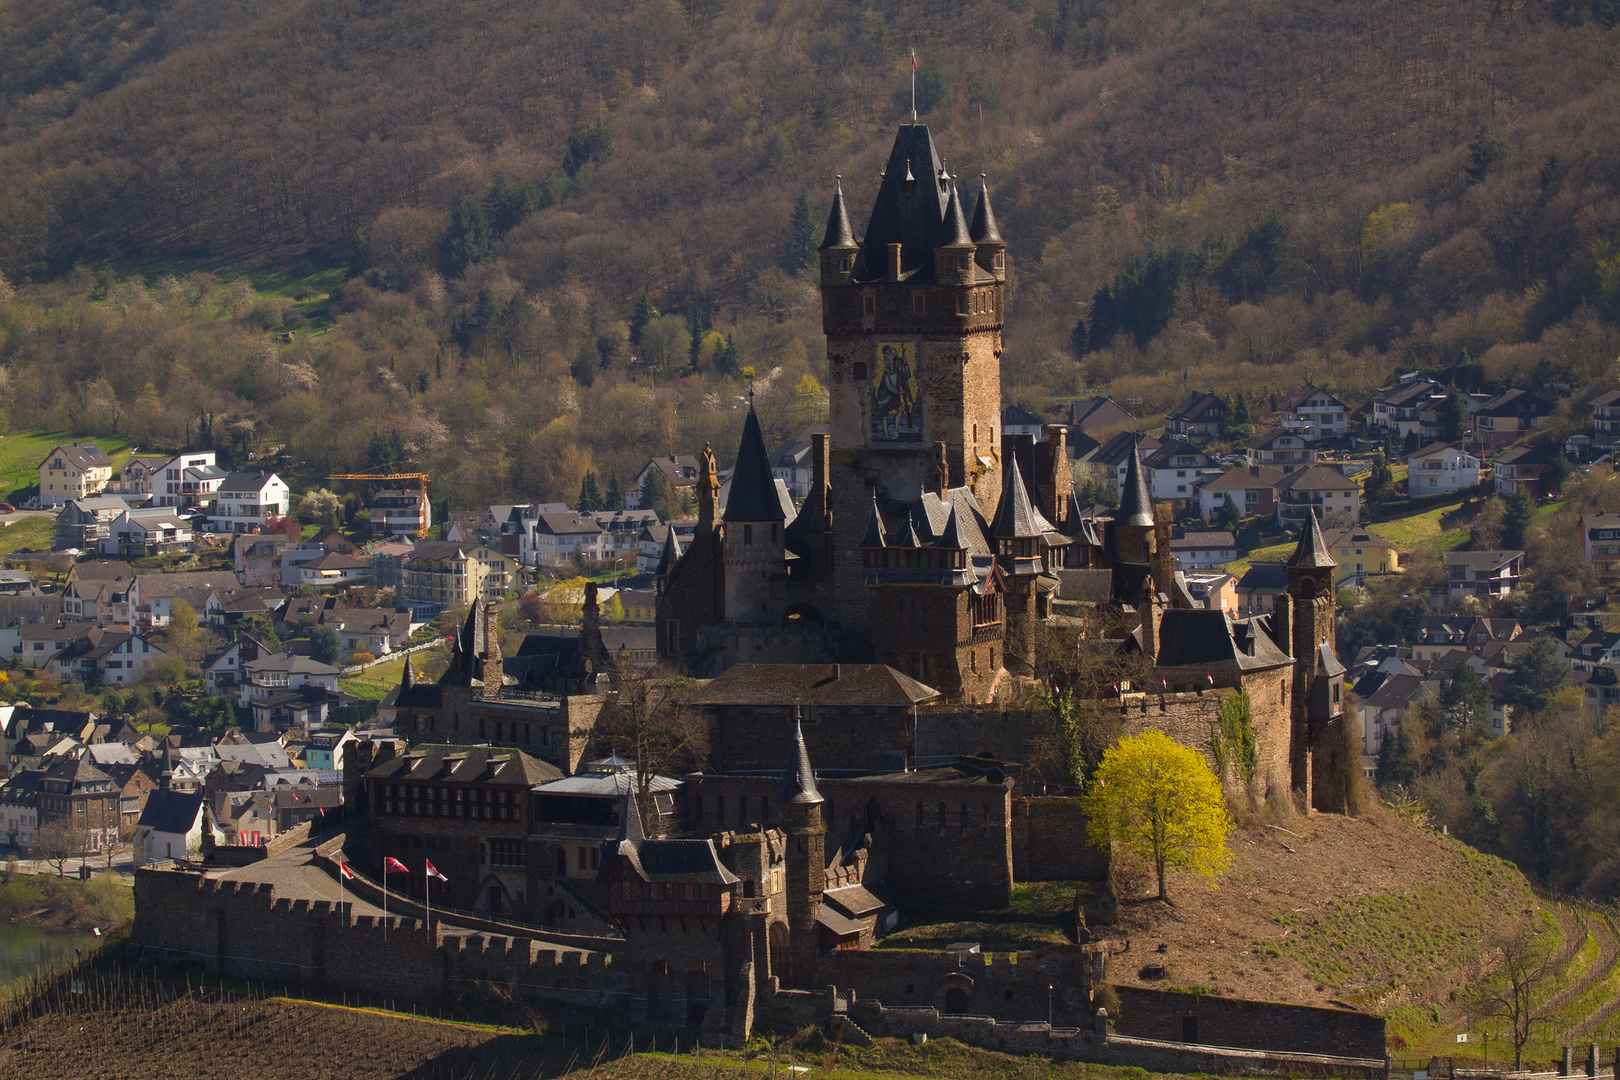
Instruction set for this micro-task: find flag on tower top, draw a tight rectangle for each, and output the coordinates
[339,861,354,881]
[383,856,409,875]
[425,859,448,883]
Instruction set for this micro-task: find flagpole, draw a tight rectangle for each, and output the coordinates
[382,854,387,940]
[911,51,917,123]
[425,860,431,935]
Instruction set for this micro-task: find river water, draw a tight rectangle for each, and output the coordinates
[0,923,97,987]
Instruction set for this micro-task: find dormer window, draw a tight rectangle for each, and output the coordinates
[841,254,854,271]
[994,252,1004,269]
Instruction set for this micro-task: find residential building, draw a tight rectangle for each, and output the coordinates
[1320,527,1399,585]
[1582,514,1620,578]
[37,756,120,855]
[101,510,194,557]
[106,453,171,499]
[317,607,412,663]
[1406,443,1481,497]
[152,451,226,508]
[1573,629,1620,670]
[126,570,241,630]
[1168,530,1237,571]
[0,771,42,852]
[1277,384,1350,442]
[1142,441,1216,501]
[234,534,290,587]
[208,471,291,534]
[770,424,830,499]
[1195,464,1284,521]
[0,570,35,597]
[1591,391,1620,457]
[1474,389,1554,449]
[1163,391,1226,444]
[1245,428,1317,473]
[1084,431,1162,500]
[1066,396,1135,438]
[1234,562,1288,617]
[592,509,662,564]
[237,653,342,708]
[626,455,702,510]
[54,495,131,550]
[369,488,432,537]
[527,513,607,569]
[1275,465,1361,526]
[1370,375,1449,439]
[636,520,697,572]
[1493,444,1556,497]
[16,619,84,668]
[202,635,272,697]
[367,538,415,588]
[304,729,358,772]
[1182,570,1237,613]
[1000,404,1044,438]
[1358,674,1437,759]
[37,443,114,508]
[132,789,219,866]
[399,540,510,614]
[61,562,134,625]
[1443,549,1524,600]
[49,628,166,685]
[618,588,657,623]
[292,551,371,587]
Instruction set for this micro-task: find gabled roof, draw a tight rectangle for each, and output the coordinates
[1277,465,1359,493]
[1235,561,1289,592]
[532,512,602,536]
[136,789,206,835]
[1407,441,1472,461]
[242,652,340,677]
[1169,531,1236,551]
[1443,549,1523,572]
[1245,427,1306,451]
[41,443,113,471]
[1476,388,1553,417]
[693,664,940,706]
[1166,391,1225,423]
[1280,383,1347,410]
[1199,465,1286,493]
[217,470,282,494]
[1002,404,1044,427]
[1320,527,1395,551]
[1493,444,1554,468]
[1155,609,1292,671]
[1589,390,1620,408]
[989,452,1055,539]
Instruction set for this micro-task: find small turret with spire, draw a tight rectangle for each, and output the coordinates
[779,708,825,988]
[970,175,1006,279]
[934,176,976,286]
[819,176,858,289]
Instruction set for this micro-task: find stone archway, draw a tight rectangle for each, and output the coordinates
[768,921,790,985]
[684,963,710,1028]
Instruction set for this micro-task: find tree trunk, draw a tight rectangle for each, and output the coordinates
[1156,854,1167,900]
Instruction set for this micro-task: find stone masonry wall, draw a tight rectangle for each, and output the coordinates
[1011,797,1107,883]
[824,947,1093,1025]
[1112,986,1387,1059]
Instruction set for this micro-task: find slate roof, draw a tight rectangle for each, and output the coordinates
[217,471,281,494]
[133,569,240,599]
[1287,511,1337,568]
[723,405,785,523]
[41,443,113,470]
[1166,391,1226,423]
[1277,465,1359,493]
[969,177,1002,245]
[1002,404,1044,428]
[533,513,601,536]
[1169,531,1236,551]
[366,744,563,786]
[243,652,340,678]
[1117,436,1154,528]
[136,789,206,835]
[989,451,1056,539]
[1476,388,1553,418]
[778,715,823,805]
[1155,609,1293,672]
[820,178,856,249]
[298,551,368,571]
[694,664,940,706]
[852,124,951,283]
[1443,549,1523,572]
[1280,383,1347,410]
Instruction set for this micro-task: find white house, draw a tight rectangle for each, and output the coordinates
[0,771,42,852]
[1169,530,1238,571]
[202,635,272,697]
[126,570,240,630]
[152,451,227,508]
[237,653,342,708]
[133,790,222,867]
[209,471,291,534]
[101,510,194,557]
[49,628,166,685]
[1277,384,1350,441]
[1142,441,1216,501]
[1443,550,1525,600]
[526,512,607,568]
[1405,442,1480,497]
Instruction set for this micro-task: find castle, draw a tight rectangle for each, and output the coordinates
[128,123,1372,1065]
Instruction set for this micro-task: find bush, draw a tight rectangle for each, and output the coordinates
[348,651,376,665]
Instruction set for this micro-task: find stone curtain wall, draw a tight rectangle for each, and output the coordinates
[1011,797,1107,882]
[823,947,1093,1025]
[1112,986,1387,1059]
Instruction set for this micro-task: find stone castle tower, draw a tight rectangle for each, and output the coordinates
[1283,510,1348,812]
[778,709,825,988]
[819,125,1007,630]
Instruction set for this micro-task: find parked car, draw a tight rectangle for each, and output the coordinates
[0,503,14,512]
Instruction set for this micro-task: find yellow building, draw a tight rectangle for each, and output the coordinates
[1321,527,1399,585]
[38,443,114,508]
[400,540,511,615]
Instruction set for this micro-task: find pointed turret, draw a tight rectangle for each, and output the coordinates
[819,177,857,251]
[902,517,924,548]
[969,176,1003,245]
[990,450,1054,544]
[936,180,973,249]
[1117,434,1154,528]
[937,503,966,551]
[908,500,935,544]
[778,708,823,805]
[617,787,648,847]
[860,493,887,550]
[654,526,682,593]
[1286,508,1336,569]
[401,657,415,690]
[854,125,949,282]
[723,405,785,523]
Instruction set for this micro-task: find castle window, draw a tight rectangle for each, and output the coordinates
[957,295,970,315]
[912,293,926,315]
[994,252,1004,269]
[739,797,748,825]
[772,523,779,544]
[960,803,969,828]
[743,524,753,546]
[578,847,587,870]
[842,254,855,271]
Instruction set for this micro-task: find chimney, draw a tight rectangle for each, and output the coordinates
[1045,424,1071,526]
[934,440,950,499]
[812,432,831,525]
[888,243,903,282]
[1273,594,1294,660]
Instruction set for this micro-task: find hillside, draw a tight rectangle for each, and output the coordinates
[1,1,1618,507]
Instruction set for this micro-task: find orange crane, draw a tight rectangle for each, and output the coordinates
[326,471,432,537]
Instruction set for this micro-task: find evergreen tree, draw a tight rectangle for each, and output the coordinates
[1506,636,1568,712]
[1441,392,1468,442]
[1502,488,1536,548]
[1084,285,1117,353]
[1402,430,1421,455]
[1364,455,1396,510]
[604,474,622,511]
[1441,663,1491,735]
[1068,317,1088,360]
[577,471,601,513]
[629,292,656,346]
[716,333,741,378]
[439,199,493,277]
[1375,718,1418,788]
[637,466,670,517]
[1231,392,1252,425]
[484,172,531,237]
[787,186,818,271]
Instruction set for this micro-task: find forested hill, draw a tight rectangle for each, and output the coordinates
[1,0,1619,508]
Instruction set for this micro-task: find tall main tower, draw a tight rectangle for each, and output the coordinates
[819,126,1007,631]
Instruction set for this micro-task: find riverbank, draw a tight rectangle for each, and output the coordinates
[0,871,133,931]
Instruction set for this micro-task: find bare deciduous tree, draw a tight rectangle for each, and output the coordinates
[1472,919,1556,1070]
[592,665,709,836]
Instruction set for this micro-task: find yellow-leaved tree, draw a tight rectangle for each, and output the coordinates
[1082,729,1230,902]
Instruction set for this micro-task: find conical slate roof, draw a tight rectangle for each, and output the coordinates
[936,180,973,248]
[723,405,785,522]
[969,176,1003,245]
[1287,509,1336,569]
[778,710,823,805]
[655,526,682,577]
[938,504,966,550]
[819,178,856,250]
[1117,434,1154,528]
[618,787,648,846]
[860,494,887,548]
[990,453,1055,539]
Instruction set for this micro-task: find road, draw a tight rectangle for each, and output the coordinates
[8,850,136,879]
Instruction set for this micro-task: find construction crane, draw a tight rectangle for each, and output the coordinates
[326,471,432,538]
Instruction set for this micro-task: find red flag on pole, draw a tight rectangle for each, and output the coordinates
[339,861,354,881]
[425,859,448,883]
[384,856,410,875]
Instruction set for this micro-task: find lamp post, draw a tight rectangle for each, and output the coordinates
[1048,984,1054,1027]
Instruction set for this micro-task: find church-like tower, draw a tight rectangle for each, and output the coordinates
[1284,510,1346,812]
[819,127,1007,631]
